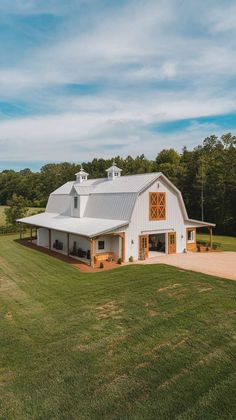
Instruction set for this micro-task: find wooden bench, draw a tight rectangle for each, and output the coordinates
[94,252,115,263]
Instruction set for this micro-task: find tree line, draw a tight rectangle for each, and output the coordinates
[0,133,235,235]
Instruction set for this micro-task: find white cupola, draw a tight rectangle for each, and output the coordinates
[106,161,122,180]
[75,165,89,183]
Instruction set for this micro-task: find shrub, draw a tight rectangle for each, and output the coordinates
[99,262,104,269]
[129,256,134,262]
[197,244,201,252]
[0,225,20,235]
[117,258,122,265]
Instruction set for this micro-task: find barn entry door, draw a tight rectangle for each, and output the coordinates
[168,232,176,254]
[139,235,149,260]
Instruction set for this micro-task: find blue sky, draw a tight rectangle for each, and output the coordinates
[0,0,236,169]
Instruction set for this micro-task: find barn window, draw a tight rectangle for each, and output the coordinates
[98,240,105,250]
[149,192,166,220]
[187,229,195,242]
[74,196,78,209]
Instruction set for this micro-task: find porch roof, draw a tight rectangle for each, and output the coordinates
[17,212,128,238]
[185,218,215,228]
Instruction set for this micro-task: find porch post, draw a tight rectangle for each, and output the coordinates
[19,223,22,240]
[49,229,51,250]
[122,233,126,262]
[118,232,126,262]
[91,238,96,268]
[67,233,70,256]
[209,227,212,248]
[30,227,32,243]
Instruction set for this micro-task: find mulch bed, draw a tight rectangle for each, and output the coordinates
[16,238,122,273]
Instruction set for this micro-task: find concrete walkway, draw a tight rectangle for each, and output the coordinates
[137,252,236,280]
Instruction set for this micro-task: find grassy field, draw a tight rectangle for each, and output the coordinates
[197,233,236,252]
[0,206,44,226]
[0,235,235,419]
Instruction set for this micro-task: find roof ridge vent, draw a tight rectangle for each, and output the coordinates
[105,161,122,180]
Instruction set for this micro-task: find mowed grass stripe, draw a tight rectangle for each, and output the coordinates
[0,235,235,419]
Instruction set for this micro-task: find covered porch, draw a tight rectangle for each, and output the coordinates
[18,224,125,267]
[186,224,214,252]
[17,212,128,267]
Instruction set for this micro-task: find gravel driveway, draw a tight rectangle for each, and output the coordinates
[138,252,236,280]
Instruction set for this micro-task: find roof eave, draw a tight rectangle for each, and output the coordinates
[186,218,216,227]
[17,217,129,239]
[89,221,129,238]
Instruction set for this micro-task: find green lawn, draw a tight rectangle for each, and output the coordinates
[197,233,236,252]
[0,206,44,227]
[0,235,235,419]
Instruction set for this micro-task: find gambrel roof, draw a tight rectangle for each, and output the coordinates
[51,172,162,195]
[18,171,215,237]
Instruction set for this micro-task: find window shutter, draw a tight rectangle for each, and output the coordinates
[158,192,166,219]
[150,193,157,219]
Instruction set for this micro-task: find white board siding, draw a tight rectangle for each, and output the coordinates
[71,195,80,218]
[79,195,89,217]
[69,234,91,254]
[37,228,49,248]
[95,236,112,254]
[122,178,187,261]
[111,236,121,258]
[51,230,67,252]
[71,195,90,218]
[95,235,120,258]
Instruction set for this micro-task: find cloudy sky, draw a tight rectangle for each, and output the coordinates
[0,0,236,169]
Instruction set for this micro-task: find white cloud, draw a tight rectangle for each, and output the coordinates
[207,3,236,33]
[0,0,236,163]
[0,89,234,161]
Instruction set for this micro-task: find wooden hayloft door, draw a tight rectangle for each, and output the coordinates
[168,232,176,254]
[139,235,149,259]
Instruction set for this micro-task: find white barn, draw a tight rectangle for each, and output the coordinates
[18,163,215,266]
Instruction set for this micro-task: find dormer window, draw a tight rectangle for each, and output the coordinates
[74,196,78,209]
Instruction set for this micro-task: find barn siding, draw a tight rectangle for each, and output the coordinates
[118,178,188,261]
[37,228,49,248]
